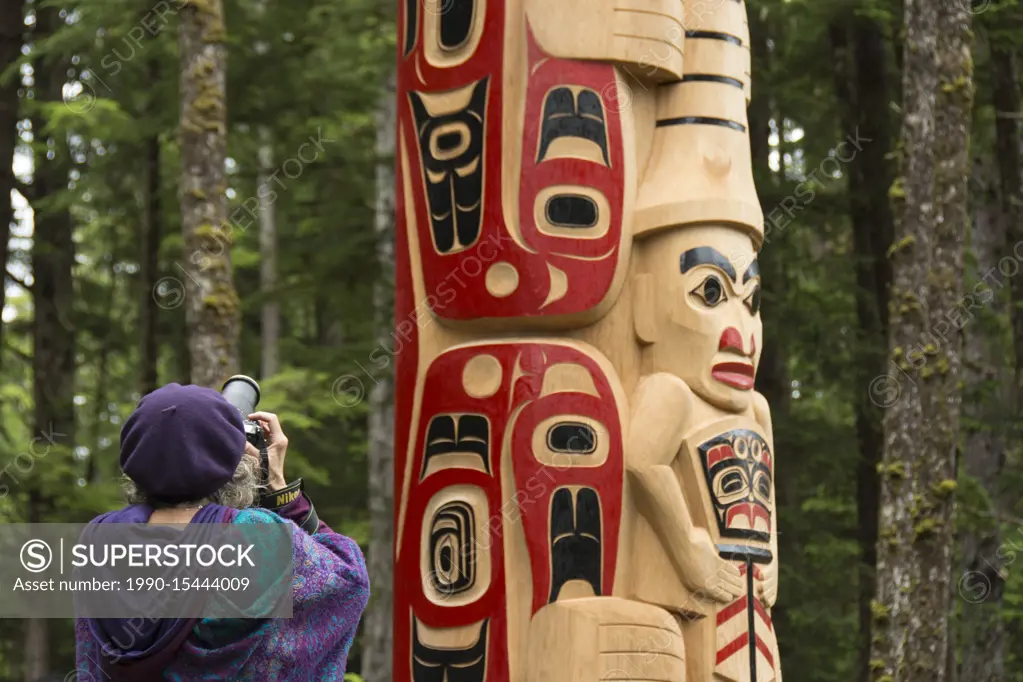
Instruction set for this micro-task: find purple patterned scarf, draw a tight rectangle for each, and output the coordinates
[74,498,370,681]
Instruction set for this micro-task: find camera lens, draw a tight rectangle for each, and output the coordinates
[221,375,260,416]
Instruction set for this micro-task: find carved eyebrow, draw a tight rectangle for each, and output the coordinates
[680,247,736,281]
[743,259,760,284]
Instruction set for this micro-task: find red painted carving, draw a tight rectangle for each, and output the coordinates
[396,4,626,322]
[507,344,624,615]
[393,342,624,682]
[395,1,631,679]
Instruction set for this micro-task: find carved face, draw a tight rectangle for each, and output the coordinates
[639,226,762,412]
[700,429,773,541]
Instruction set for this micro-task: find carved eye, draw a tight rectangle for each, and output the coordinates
[547,422,597,454]
[721,471,744,494]
[754,471,772,504]
[691,275,726,307]
[745,285,761,315]
[714,466,749,505]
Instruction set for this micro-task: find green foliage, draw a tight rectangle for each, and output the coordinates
[0,0,393,675]
[1,0,1021,678]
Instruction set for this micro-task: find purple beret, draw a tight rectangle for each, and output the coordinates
[120,383,246,503]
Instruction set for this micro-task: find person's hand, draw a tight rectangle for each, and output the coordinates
[684,528,745,604]
[246,411,289,490]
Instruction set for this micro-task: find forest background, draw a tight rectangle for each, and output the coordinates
[0,0,1020,681]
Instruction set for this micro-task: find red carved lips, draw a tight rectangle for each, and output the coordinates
[712,362,755,390]
[726,502,771,530]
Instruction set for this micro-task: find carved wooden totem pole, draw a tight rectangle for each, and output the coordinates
[393,0,780,680]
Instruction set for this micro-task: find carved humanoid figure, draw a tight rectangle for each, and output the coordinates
[393,0,777,680]
[626,223,781,682]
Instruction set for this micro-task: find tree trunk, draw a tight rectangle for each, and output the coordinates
[829,14,896,682]
[957,154,1006,682]
[0,0,22,373]
[990,33,1023,442]
[179,0,238,388]
[955,25,1023,682]
[360,72,396,682]
[870,2,974,681]
[140,60,162,396]
[26,2,75,677]
[259,126,279,378]
[88,259,118,484]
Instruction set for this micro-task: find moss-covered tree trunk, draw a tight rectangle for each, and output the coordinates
[0,0,23,376]
[870,1,974,680]
[179,0,239,388]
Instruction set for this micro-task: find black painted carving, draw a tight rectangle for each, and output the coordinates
[545,195,598,228]
[422,414,490,479]
[681,246,737,280]
[743,258,760,283]
[409,79,488,253]
[404,0,417,56]
[537,87,610,166]
[548,487,602,602]
[716,543,773,564]
[412,618,488,682]
[429,502,476,595]
[684,29,743,45]
[681,74,744,89]
[546,422,597,454]
[656,116,747,132]
[698,429,772,543]
[436,131,462,152]
[440,0,475,50]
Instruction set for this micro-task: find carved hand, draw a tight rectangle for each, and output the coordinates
[524,0,684,82]
[686,527,745,604]
[756,559,778,608]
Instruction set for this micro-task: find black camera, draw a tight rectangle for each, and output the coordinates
[221,375,270,487]
[221,375,319,530]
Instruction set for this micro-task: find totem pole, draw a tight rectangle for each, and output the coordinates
[393,0,780,680]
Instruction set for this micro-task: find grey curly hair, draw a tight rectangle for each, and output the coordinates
[121,454,263,509]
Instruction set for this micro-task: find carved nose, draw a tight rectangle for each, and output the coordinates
[719,327,745,354]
